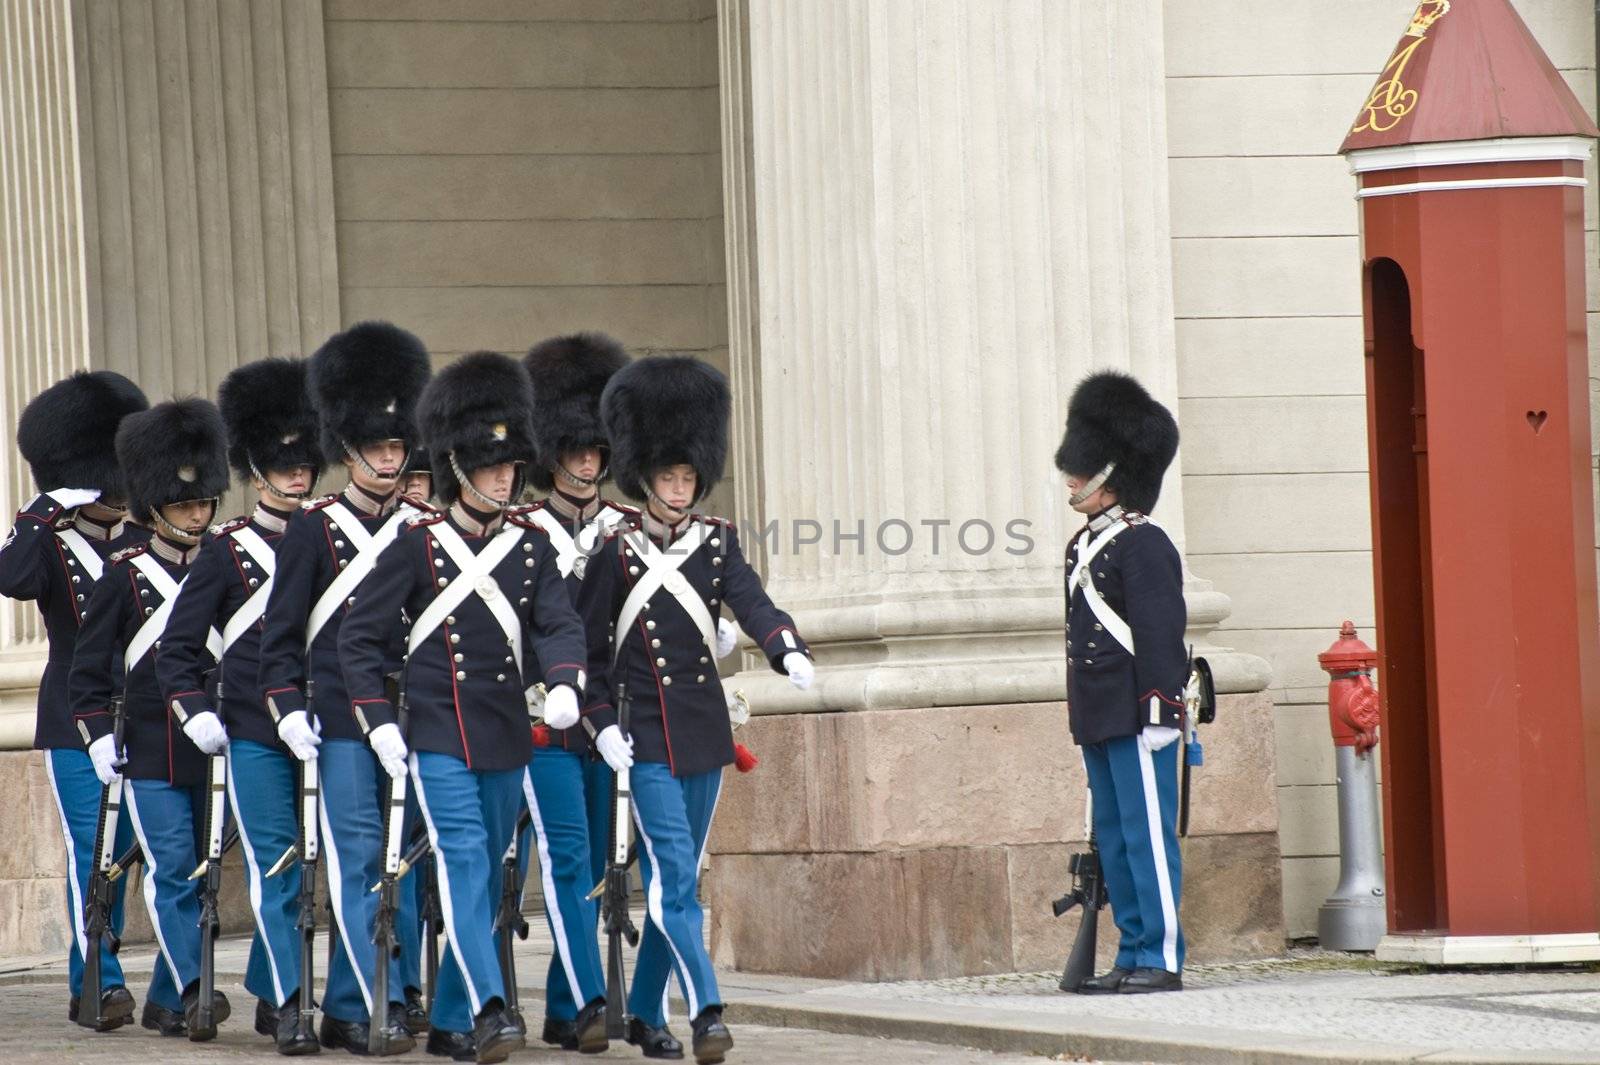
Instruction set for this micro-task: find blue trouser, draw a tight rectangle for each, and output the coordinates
[123,778,205,1011]
[627,764,722,1027]
[318,739,421,1024]
[412,751,524,1035]
[523,747,610,1020]
[45,748,133,1000]
[1082,733,1185,973]
[227,740,305,1008]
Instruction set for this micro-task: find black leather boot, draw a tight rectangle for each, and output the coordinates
[1118,967,1183,993]
[471,999,525,1064]
[425,1029,476,1061]
[141,1000,188,1037]
[318,1014,372,1055]
[627,1016,685,1060]
[276,1002,322,1056]
[182,984,232,1042]
[690,1007,733,1065]
[1075,966,1133,994]
[257,998,282,1037]
[403,987,429,1035]
[72,985,135,1031]
[540,1016,577,1050]
[572,998,608,1054]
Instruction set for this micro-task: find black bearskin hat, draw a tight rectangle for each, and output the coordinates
[523,332,629,492]
[218,357,323,483]
[419,352,536,506]
[1054,370,1179,515]
[17,370,148,498]
[307,320,431,464]
[601,355,729,505]
[115,398,230,523]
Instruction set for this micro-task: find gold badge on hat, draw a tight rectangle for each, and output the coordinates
[491,423,508,442]
[178,466,198,483]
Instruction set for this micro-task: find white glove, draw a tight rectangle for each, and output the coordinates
[88,734,123,786]
[182,710,229,755]
[783,652,814,691]
[369,722,409,780]
[542,684,580,730]
[277,710,322,762]
[715,618,739,659]
[1141,725,1182,753]
[595,725,634,772]
[48,487,101,511]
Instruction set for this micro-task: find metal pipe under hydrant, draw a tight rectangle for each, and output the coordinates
[1316,621,1387,951]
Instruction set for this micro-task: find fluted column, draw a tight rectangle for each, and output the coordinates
[728,0,1265,712]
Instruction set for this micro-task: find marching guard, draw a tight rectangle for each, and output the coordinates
[578,356,816,1064]
[402,448,435,508]
[68,398,234,1036]
[1055,371,1187,993]
[2,371,149,1029]
[156,357,324,1053]
[338,352,589,1062]
[257,321,432,1054]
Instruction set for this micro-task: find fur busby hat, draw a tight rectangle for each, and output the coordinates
[601,355,729,505]
[419,352,536,506]
[218,357,323,483]
[307,321,431,465]
[115,398,230,523]
[523,332,629,492]
[1054,370,1179,514]
[17,370,148,498]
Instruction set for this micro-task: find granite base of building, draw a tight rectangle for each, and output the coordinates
[706,693,1285,981]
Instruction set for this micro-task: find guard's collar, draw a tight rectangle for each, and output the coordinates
[545,487,600,526]
[1087,504,1127,535]
[343,481,397,518]
[149,533,201,566]
[72,510,124,543]
[252,502,293,535]
[641,506,693,545]
[449,499,503,538]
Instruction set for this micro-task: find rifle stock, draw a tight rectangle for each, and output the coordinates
[369,680,410,1054]
[79,695,127,1031]
[494,810,533,1032]
[601,683,639,1040]
[1052,840,1108,993]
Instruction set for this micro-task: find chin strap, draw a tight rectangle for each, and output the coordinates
[644,486,693,523]
[153,504,213,544]
[344,440,406,485]
[555,461,607,492]
[249,459,317,505]
[449,451,523,512]
[1069,462,1116,507]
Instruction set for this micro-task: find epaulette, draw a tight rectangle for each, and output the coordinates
[210,515,249,536]
[109,542,148,564]
[699,514,733,529]
[1124,511,1150,526]
[601,499,640,518]
[507,500,544,516]
[507,508,548,533]
[51,514,74,530]
[404,498,441,516]
[302,493,339,512]
[405,510,446,528]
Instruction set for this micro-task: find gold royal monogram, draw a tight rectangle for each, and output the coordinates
[1351,0,1450,135]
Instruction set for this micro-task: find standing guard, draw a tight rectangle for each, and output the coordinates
[157,357,323,1053]
[257,321,432,1054]
[401,448,435,509]
[1,371,149,1030]
[338,352,589,1063]
[1055,370,1187,994]
[579,356,816,1065]
[69,398,234,1037]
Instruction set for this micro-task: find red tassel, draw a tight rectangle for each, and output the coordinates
[531,724,552,748]
[733,743,758,773]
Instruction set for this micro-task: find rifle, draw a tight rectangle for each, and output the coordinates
[1052,837,1108,992]
[493,809,533,1033]
[267,677,320,1045]
[600,683,639,1039]
[419,845,443,1014]
[79,696,129,1030]
[368,678,410,1055]
[188,685,230,1041]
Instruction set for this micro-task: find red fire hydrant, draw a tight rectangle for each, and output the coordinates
[1316,621,1386,950]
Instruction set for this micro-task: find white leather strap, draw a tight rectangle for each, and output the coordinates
[407,523,527,678]
[1067,519,1134,655]
[613,525,716,666]
[526,507,581,578]
[221,527,277,654]
[305,503,411,652]
[125,552,221,671]
[55,527,105,583]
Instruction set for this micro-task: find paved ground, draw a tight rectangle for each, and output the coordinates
[5,920,1599,1063]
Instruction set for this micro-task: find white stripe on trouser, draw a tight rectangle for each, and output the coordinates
[319,797,374,1013]
[123,782,185,992]
[631,806,700,1020]
[522,770,582,1004]
[228,749,287,1006]
[411,754,483,1017]
[1135,737,1180,972]
[43,754,89,961]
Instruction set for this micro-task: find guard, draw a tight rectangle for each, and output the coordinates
[257,321,432,1054]
[579,355,816,1065]
[69,397,234,1036]
[1055,370,1187,994]
[338,351,589,1063]
[1,371,148,1029]
[401,447,434,508]
[157,357,323,1054]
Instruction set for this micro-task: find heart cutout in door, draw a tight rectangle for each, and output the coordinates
[1527,410,1549,433]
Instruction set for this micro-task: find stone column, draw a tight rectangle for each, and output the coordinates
[709,0,1280,980]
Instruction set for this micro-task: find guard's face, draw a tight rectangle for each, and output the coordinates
[400,472,432,504]
[265,465,313,497]
[161,498,216,535]
[559,446,603,484]
[1065,475,1115,516]
[354,440,406,478]
[467,462,519,505]
[652,465,697,511]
